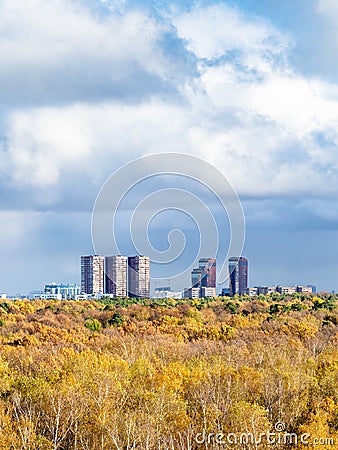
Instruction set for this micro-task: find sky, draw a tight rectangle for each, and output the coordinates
[1,0,338,294]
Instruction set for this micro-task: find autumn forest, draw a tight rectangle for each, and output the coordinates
[0,293,338,449]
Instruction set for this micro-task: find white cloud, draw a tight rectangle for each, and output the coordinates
[198,66,338,136]
[5,101,189,190]
[0,0,182,105]
[173,3,338,139]
[5,90,338,204]
[7,107,91,186]
[1,1,338,209]
[173,4,286,61]
[317,0,338,15]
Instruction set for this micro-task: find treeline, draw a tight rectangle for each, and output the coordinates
[0,294,337,449]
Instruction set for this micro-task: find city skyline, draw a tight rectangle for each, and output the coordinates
[14,253,318,299]
[1,1,338,293]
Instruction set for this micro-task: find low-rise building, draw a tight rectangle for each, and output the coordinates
[246,287,259,297]
[220,287,230,296]
[154,287,182,299]
[245,285,315,297]
[184,286,217,299]
[200,287,216,298]
[184,287,201,299]
[276,286,297,294]
[33,293,62,300]
[296,285,313,293]
[44,283,81,299]
[246,286,276,296]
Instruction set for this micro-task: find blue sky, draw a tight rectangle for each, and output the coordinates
[1,0,338,293]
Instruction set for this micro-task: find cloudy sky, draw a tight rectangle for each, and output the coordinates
[1,0,338,294]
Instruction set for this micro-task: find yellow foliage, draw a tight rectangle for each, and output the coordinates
[0,298,336,448]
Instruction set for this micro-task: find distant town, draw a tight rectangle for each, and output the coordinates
[1,254,317,300]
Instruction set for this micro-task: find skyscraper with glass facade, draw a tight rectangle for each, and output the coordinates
[191,258,216,288]
[229,256,248,296]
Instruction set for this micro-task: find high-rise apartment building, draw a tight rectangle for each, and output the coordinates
[105,255,127,297]
[81,255,104,295]
[191,258,216,288]
[229,256,248,296]
[128,256,150,298]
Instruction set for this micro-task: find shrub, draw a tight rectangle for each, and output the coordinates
[84,318,102,332]
[109,313,124,327]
